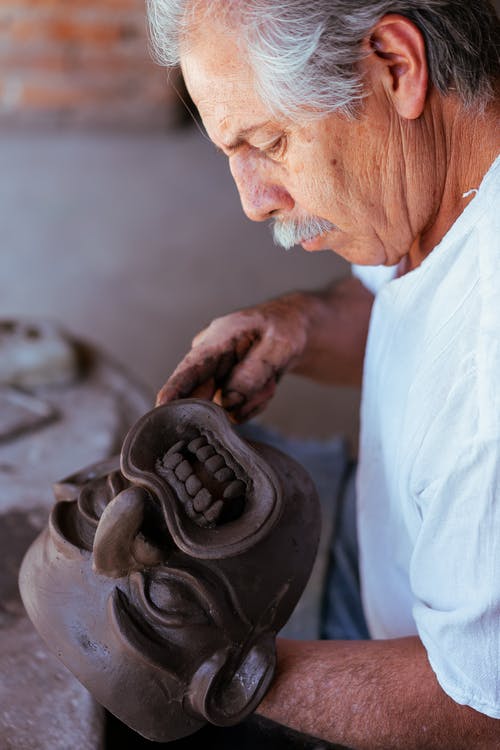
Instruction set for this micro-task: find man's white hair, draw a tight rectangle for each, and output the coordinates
[148,0,500,118]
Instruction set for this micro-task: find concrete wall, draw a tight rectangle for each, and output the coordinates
[0,130,359,445]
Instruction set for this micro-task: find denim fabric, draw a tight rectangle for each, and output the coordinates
[321,463,370,640]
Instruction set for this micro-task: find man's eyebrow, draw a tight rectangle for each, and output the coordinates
[219,122,272,151]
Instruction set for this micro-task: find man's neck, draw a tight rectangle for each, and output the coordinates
[408,93,500,271]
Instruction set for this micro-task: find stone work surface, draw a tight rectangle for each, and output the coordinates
[0,620,104,750]
[0,342,151,514]
[0,334,151,749]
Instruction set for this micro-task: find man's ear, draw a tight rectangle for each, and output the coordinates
[185,635,276,726]
[365,14,428,120]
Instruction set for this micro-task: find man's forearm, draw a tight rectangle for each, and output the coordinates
[257,637,499,750]
[288,276,374,387]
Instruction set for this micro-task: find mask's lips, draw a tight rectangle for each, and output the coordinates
[120,400,282,560]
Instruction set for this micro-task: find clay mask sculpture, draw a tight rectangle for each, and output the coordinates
[19,400,319,742]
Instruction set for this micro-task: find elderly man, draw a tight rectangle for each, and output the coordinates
[150,1,500,747]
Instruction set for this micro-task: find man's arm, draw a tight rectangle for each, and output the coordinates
[156,275,373,418]
[290,275,374,387]
[258,637,500,750]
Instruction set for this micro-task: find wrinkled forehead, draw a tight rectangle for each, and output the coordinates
[179,16,271,135]
[181,31,251,100]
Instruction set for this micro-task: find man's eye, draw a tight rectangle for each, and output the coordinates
[262,136,286,160]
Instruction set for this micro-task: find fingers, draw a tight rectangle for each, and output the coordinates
[215,332,291,421]
[156,351,219,405]
[228,377,277,423]
[155,303,303,416]
[155,319,257,407]
[222,332,289,404]
[190,377,217,401]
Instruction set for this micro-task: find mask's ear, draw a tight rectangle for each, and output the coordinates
[186,634,276,726]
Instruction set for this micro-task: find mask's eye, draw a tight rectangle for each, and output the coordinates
[147,577,209,627]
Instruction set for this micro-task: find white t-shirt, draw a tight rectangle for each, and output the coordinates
[353,155,500,719]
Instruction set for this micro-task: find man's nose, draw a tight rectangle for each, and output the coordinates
[229,151,294,222]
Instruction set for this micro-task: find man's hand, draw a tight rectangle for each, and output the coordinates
[156,276,374,419]
[156,295,309,422]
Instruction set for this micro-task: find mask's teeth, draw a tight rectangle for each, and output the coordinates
[184,499,198,521]
[194,513,211,528]
[224,480,245,500]
[193,488,212,512]
[185,474,202,496]
[174,460,193,482]
[205,454,225,473]
[196,445,215,461]
[214,467,234,483]
[167,440,186,456]
[187,436,206,453]
[161,452,183,470]
[204,499,223,523]
[155,430,248,528]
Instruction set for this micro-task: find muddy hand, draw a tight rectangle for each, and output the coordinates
[156,297,308,422]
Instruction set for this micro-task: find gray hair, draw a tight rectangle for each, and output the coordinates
[148,0,500,117]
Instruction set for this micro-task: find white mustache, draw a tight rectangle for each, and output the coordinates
[272,216,336,250]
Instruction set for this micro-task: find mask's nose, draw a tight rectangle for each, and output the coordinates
[229,151,294,222]
[93,486,165,578]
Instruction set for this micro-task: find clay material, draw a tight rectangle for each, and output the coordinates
[0,319,79,388]
[19,399,320,742]
[0,387,57,443]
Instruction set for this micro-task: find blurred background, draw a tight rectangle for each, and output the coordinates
[2,0,497,448]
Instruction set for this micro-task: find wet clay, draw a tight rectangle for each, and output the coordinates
[19,399,320,742]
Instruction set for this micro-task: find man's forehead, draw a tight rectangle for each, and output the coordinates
[180,24,276,145]
[187,75,260,131]
[184,70,280,149]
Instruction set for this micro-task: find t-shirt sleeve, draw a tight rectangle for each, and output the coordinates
[409,397,500,718]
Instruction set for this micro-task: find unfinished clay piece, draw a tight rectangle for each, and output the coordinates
[0,319,79,388]
[0,387,57,443]
[19,399,320,742]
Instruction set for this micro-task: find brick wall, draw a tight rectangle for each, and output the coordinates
[0,1,497,130]
[0,0,182,130]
